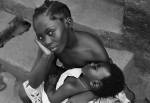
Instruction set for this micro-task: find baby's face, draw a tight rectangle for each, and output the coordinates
[82,63,110,81]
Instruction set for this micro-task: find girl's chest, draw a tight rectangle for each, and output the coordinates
[57,48,94,68]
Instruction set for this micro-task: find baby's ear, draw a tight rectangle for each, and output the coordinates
[90,80,103,89]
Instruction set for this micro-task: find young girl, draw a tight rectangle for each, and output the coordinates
[23,40,125,103]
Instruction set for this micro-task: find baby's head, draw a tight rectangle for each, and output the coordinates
[82,62,125,98]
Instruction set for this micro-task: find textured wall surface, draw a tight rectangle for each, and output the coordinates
[0,9,134,103]
[1,0,124,34]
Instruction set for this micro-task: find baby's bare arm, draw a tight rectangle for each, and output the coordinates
[47,77,89,103]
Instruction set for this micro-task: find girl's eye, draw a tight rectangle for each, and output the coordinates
[47,31,54,36]
[39,36,43,40]
[48,31,53,36]
[37,35,44,41]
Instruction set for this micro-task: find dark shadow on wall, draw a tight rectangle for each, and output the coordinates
[122,3,150,74]
[99,1,150,74]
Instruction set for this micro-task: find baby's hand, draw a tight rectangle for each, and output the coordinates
[35,39,51,55]
[48,74,59,85]
[45,74,58,93]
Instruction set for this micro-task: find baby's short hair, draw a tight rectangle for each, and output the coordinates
[92,62,125,98]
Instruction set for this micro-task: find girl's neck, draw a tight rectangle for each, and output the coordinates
[65,28,77,49]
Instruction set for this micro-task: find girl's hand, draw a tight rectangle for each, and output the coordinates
[35,39,51,55]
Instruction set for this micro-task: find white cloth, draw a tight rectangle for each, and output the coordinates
[23,68,130,103]
[23,80,43,103]
[56,68,82,90]
[23,68,81,103]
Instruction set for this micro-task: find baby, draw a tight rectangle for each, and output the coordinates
[45,62,125,103]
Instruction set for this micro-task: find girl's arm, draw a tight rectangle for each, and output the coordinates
[31,47,43,70]
[27,53,55,88]
[0,47,43,83]
[27,39,55,88]
[2,40,55,89]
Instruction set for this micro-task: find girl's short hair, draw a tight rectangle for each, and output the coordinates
[33,0,71,20]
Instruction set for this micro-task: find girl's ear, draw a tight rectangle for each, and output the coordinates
[64,17,73,28]
[90,80,103,89]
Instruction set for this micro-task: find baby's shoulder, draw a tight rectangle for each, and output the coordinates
[64,76,78,84]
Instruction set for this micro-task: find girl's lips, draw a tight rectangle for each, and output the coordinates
[44,41,58,52]
[48,45,58,51]
[50,47,57,52]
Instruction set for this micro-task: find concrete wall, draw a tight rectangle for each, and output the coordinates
[1,0,124,34]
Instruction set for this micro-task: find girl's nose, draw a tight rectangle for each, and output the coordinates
[45,35,52,44]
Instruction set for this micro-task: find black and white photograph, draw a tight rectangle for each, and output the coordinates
[0,0,149,103]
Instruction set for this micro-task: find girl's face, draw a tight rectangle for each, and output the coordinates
[82,63,110,81]
[33,13,68,53]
